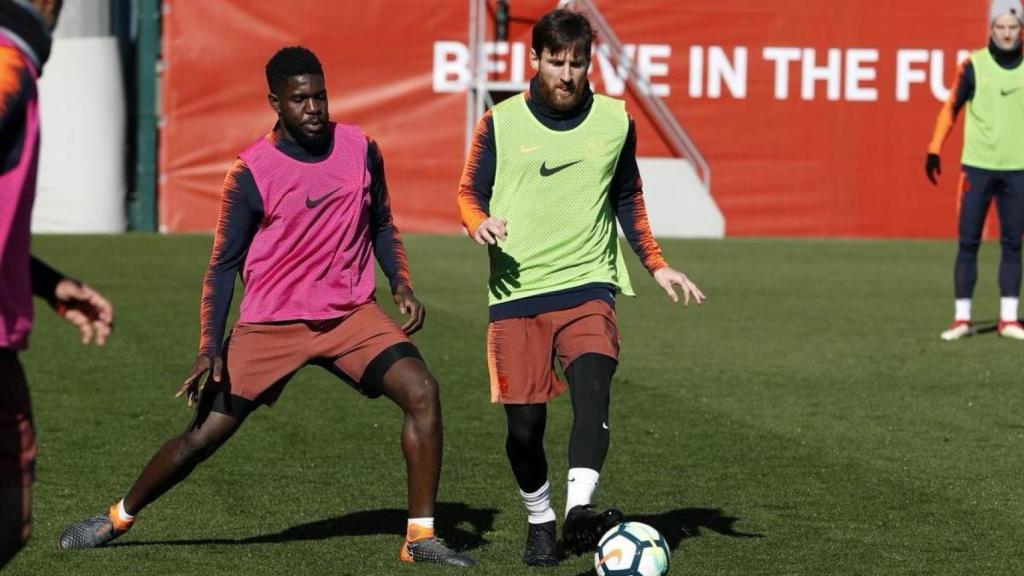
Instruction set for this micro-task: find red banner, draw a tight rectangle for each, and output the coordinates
[160,0,991,237]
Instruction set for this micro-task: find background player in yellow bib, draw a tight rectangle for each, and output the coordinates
[457,8,704,567]
[928,0,1024,341]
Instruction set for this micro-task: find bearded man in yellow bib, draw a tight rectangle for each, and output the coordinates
[457,8,705,567]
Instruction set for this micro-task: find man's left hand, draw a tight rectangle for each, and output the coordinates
[52,279,114,346]
[393,284,425,335]
[653,267,705,306]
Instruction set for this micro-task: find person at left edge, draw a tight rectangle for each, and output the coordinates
[1,0,115,569]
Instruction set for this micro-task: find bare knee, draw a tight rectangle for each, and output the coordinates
[401,374,440,419]
[173,410,241,466]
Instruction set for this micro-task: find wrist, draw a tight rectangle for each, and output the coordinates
[467,215,487,238]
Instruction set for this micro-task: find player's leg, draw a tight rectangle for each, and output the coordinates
[377,355,442,521]
[505,403,549,496]
[57,394,251,550]
[367,354,473,567]
[565,353,616,508]
[553,301,623,554]
[58,322,306,550]
[321,305,473,567]
[488,313,564,566]
[505,402,559,566]
[0,487,30,569]
[945,167,995,340]
[995,171,1024,338]
[0,351,34,569]
[121,395,251,515]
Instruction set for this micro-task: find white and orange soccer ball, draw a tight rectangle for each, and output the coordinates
[594,521,671,576]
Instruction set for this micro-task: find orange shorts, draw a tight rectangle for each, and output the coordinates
[487,300,620,404]
[0,351,35,488]
[210,302,414,407]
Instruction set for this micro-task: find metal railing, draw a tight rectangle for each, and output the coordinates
[464,0,710,191]
[559,0,710,191]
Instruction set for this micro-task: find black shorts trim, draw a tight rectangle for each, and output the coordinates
[203,390,256,419]
[360,342,423,397]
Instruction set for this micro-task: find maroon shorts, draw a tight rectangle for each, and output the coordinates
[209,303,415,408]
[0,351,35,488]
[487,300,620,404]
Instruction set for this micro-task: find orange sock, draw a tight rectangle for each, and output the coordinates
[107,501,135,532]
[406,521,435,542]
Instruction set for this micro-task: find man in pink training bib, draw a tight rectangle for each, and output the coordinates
[58,46,473,568]
[1,0,115,569]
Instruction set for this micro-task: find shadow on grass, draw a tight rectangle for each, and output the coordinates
[971,320,999,336]
[630,507,763,550]
[571,507,763,576]
[109,501,497,552]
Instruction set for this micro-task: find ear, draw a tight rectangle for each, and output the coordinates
[38,0,61,30]
[530,48,540,72]
[268,91,281,115]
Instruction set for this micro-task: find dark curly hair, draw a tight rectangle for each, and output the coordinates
[265,46,324,93]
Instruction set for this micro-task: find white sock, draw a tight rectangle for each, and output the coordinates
[520,481,556,525]
[408,517,434,530]
[565,468,600,517]
[1000,297,1019,322]
[955,299,972,322]
[116,499,135,522]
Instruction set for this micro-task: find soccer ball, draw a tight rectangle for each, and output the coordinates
[594,522,671,576]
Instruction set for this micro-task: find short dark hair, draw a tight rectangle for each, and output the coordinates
[265,46,323,92]
[532,9,593,61]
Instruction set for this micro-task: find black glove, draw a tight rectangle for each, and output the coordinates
[925,153,941,185]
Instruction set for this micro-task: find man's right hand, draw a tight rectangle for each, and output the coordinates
[175,354,223,407]
[926,153,941,185]
[472,217,508,245]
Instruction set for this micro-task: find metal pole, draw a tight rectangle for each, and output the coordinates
[496,0,509,41]
[129,0,159,232]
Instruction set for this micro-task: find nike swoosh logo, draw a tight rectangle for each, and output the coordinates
[1001,87,1022,96]
[539,160,582,177]
[305,188,340,209]
[520,145,542,154]
[597,548,623,567]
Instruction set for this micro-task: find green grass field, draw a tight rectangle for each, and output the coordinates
[6,234,1022,575]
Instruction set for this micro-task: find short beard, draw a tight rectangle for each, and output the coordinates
[536,79,585,113]
[283,118,330,154]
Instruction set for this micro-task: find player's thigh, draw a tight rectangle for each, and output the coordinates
[319,304,419,398]
[959,168,996,241]
[552,300,620,371]
[995,171,1024,240]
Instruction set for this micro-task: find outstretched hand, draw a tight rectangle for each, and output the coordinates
[53,279,114,346]
[653,267,705,306]
[176,354,223,407]
[393,284,425,335]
